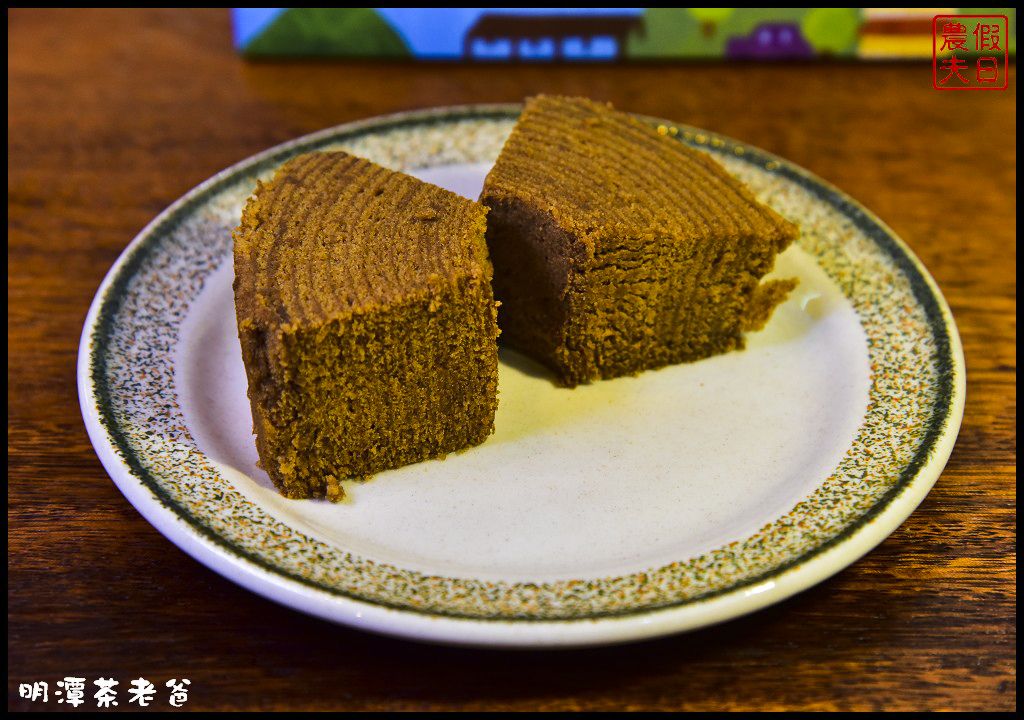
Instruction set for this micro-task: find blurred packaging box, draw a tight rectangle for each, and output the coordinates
[233,8,1015,61]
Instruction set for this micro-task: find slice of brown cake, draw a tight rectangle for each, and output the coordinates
[233,151,499,500]
[480,95,798,387]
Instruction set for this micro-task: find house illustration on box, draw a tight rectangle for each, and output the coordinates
[464,13,645,60]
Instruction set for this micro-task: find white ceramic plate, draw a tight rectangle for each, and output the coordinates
[78,106,965,648]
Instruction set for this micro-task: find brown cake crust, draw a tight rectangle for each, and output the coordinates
[481,95,798,386]
[233,151,499,499]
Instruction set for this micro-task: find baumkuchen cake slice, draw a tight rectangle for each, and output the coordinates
[233,151,499,500]
[480,95,798,387]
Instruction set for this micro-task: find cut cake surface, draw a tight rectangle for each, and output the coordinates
[233,151,499,500]
[480,95,798,386]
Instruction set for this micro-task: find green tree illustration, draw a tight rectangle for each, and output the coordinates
[802,8,861,55]
[689,8,735,38]
[244,8,410,57]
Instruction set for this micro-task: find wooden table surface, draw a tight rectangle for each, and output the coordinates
[8,9,1016,712]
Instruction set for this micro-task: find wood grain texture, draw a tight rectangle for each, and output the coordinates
[9,8,1015,712]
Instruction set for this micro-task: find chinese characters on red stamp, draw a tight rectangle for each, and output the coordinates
[933,15,1009,90]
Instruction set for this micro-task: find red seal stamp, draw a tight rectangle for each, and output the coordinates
[933,15,1009,90]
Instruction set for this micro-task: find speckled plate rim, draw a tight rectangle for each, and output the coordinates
[77,104,965,648]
